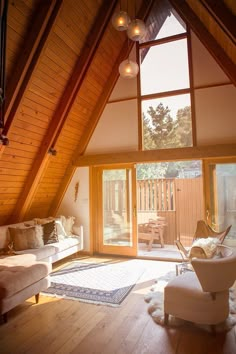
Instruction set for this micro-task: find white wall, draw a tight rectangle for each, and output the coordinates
[57,167,90,251]
[86,99,138,154]
[190,31,236,145]
[195,85,236,145]
[191,32,230,86]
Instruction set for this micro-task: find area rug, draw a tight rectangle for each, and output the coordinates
[42,259,144,306]
[144,271,236,333]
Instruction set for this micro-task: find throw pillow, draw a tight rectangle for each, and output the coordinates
[42,220,58,244]
[55,218,67,240]
[8,225,44,251]
[34,217,55,225]
[60,215,75,236]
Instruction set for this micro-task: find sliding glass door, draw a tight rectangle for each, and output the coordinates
[95,165,137,256]
[204,158,236,246]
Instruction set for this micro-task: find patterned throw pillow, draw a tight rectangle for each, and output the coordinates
[42,220,58,244]
[8,225,44,251]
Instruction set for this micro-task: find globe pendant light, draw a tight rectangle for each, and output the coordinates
[127,19,146,41]
[119,58,139,79]
[112,10,130,31]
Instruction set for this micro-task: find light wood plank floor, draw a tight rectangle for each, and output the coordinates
[0,256,235,354]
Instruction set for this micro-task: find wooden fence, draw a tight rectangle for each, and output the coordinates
[103,177,204,246]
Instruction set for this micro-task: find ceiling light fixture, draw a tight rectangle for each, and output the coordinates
[119,58,139,79]
[127,18,146,41]
[112,10,130,31]
[112,1,146,79]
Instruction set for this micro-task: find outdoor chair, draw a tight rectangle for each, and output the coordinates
[175,220,232,262]
[138,217,167,251]
[164,244,236,329]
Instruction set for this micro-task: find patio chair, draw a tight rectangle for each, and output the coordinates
[175,220,232,261]
[138,217,167,251]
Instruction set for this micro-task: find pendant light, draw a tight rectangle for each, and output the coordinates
[127,18,146,41]
[112,0,130,31]
[119,58,139,79]
[112,11,130,31]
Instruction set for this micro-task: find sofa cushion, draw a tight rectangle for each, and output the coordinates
[55,218,67,240]
[41,221,58,245]
[0,254,37,265]
[13,245,56,261]
[48,237,80,253]
[0,260,51,299]
[34,217,55,225]
[8,225,44,251]
[60,216,75,236]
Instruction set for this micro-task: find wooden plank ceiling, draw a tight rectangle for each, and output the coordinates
[0,0,235,225]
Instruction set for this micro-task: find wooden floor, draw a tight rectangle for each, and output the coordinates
[0,256,235,354]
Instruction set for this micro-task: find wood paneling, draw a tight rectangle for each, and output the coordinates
[0,0,235,225]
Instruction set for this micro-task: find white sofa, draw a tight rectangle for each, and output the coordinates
[0,216,83,322]
[0,216,84,264]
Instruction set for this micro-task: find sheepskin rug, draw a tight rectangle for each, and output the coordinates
[144,271,236,333]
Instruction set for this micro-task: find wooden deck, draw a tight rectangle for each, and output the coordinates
[0,256,235,354]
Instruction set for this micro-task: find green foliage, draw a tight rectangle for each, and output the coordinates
[143,103,192,150]
[136,160,201,180]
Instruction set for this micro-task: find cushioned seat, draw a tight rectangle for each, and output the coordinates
[164,245,236,327]
[0,255,51,322]
[14,245,56,260]
[164,272,229,324]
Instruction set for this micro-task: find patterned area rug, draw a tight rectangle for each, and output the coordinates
[145,271,236,333]
[43,259,144,306]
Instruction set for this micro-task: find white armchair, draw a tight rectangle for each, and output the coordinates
[164,245,236,329]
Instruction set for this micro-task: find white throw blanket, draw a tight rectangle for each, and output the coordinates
[191,237,219,258]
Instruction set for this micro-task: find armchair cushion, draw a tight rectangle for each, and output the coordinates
[164,272,229,325]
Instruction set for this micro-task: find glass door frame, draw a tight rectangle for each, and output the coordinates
[91,164,137,257]
[203,157,236,246]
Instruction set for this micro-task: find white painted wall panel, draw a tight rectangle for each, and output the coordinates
[86,99,138,154]
[57,167,90,251]
[195,85,236,145]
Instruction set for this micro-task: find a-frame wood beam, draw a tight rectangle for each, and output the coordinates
[1,0,63,153]
[169,0,236,85]
[49,0,155,216]
[11,0,118,222]
[74,143,236,166]
[199,0,236,41]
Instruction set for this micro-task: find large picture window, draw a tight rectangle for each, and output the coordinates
[139,8,193,151]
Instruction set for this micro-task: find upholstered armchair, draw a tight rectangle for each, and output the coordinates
[164,245,236,328]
